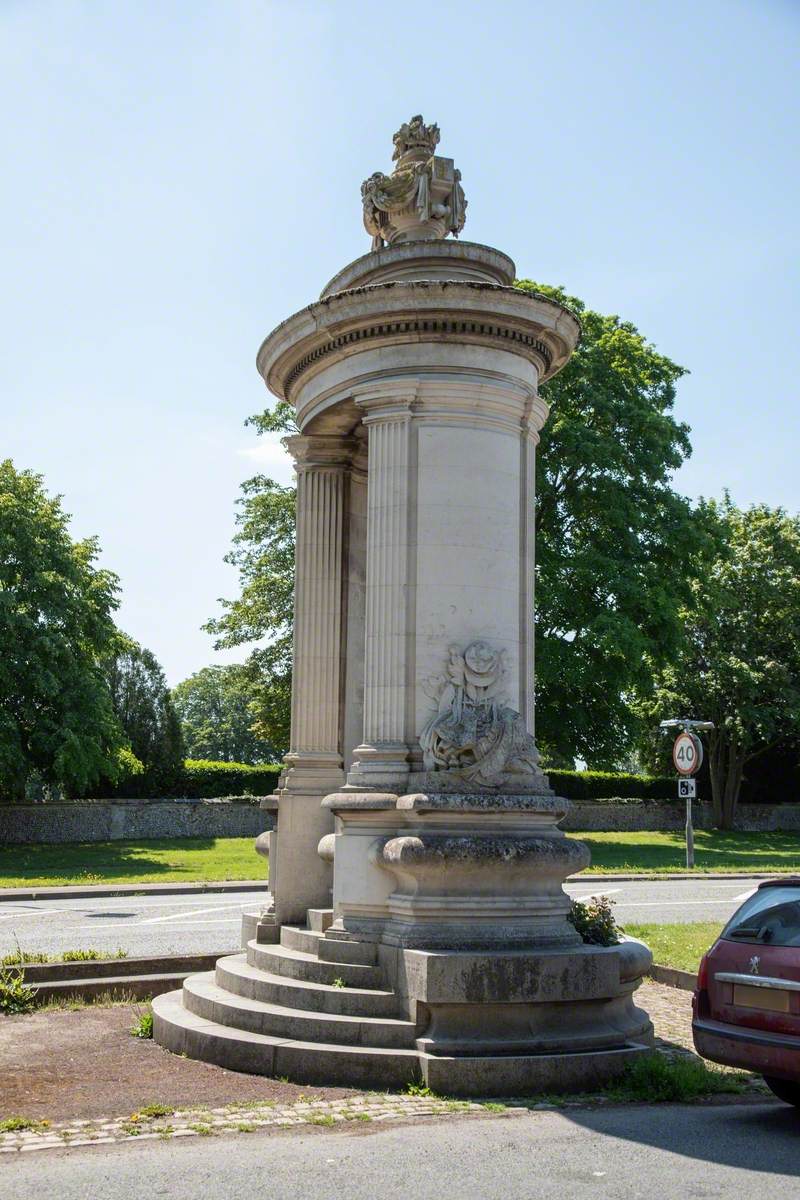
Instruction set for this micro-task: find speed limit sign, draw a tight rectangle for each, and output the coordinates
[673,731,702,776]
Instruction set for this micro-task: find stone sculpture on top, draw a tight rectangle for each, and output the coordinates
[361,114,467,248]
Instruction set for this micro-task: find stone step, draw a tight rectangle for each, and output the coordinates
[152,989,419,1088]
[217,954,401,1018]
[183,972,417,1049]
[280,926,378,965]
[307,908,333,933]
[248,940,383,989]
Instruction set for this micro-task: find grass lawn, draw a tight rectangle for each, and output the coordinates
[0,829,798,889]
[625,921,722,974]
[579,830,800,874]
[0,837,264,889]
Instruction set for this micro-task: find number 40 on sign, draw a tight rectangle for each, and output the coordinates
[673,730,703,776]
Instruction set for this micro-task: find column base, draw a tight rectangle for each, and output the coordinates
[269,753,343,926]
[344,743,410,792]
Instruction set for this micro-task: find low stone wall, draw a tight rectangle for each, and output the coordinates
[0,797,276,845]
[2,797,799,845]
[560,802,800,833]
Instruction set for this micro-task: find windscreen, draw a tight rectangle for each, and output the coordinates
[722,886,800,947]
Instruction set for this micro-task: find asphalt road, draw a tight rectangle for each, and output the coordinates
[0,878,761,960]
[4,1103,799,1199]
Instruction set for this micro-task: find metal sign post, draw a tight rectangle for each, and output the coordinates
[660,719,714,872]
[678,777,697,868]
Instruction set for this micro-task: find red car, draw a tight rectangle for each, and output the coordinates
[693,877,800,1106]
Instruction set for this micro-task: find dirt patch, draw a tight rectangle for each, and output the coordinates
[0,1004,355,1122]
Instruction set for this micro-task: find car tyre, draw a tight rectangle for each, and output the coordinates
[763,1076,800,1107]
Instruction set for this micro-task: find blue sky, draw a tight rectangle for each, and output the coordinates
[2,0,798,684]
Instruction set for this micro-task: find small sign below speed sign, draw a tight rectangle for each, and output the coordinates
[673,731,702,776]
[678,778,696,799]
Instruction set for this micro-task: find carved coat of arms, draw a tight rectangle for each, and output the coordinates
[419,641,540,788]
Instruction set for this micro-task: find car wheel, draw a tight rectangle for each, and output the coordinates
[764,1076,800,1107]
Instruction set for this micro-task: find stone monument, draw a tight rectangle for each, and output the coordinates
[154,117,653,1093]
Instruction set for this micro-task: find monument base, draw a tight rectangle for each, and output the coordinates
[155,787,654,1094]
[153,905,654,1096]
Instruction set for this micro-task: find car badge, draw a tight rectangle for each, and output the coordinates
[749,955,761,975]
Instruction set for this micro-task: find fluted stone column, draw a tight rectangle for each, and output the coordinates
[521,427,538,736]
[267,434,353,926]
[347,400,413,790]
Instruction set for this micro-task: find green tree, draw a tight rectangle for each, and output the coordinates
[643,497,800,829]
[172,664,277,763]
[0,460,122,799]
[212,286,697,767]
[205,467,295,756]
[516,282,698,767]
[104,635,185,786]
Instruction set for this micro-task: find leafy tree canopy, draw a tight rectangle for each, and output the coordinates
[0,459,122,799]
[172,664,278,764]
[204,471,295,756]
[516,282,698,766]
[212,284,698,768]
[104,634,185,786]
[640,497,800,828]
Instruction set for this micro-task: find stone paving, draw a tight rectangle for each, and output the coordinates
[0,1094,487,1154]
[0,982,764,1157]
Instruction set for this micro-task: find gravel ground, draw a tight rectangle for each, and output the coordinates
[0,980,738,1126]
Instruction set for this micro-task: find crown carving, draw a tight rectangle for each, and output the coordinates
[392,115,440,165]
[361,114,467,251]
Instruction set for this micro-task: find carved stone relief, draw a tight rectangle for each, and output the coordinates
[419,641,543,789]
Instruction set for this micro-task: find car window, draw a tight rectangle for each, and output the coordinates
[722,887,800,947]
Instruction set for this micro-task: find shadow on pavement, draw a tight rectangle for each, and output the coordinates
[561,1099,800,1176]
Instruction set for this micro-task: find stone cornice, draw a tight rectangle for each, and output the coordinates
[257,281,580,403]
[284,433,358,469]
[320,241,516,296]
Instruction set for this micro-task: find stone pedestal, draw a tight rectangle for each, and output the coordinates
[154,116,653,1095]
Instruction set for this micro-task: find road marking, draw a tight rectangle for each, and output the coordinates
[732,888,757,902]
[74,917,243,932]
[0,908,68,919]
[138,903,249,925]
[570,888,623,902]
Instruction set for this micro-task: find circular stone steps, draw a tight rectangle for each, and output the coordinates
[182,972,418,1048]
[280,925,378,965]
[216,953,402,1017]
[152,989,419,1087]
[247,941,383,989]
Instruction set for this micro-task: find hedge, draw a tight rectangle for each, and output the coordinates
[544,770,674,801]
[6,762,677,804]
[89,759,283,801]
[178,760,282,799]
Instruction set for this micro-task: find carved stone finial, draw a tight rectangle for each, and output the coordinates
[362,115,467,250]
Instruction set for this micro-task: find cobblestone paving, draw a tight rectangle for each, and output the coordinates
[0,981,765,1156]
[641,980,695,1051]
[0,1094,486,1154]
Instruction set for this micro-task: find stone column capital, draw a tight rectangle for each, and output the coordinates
[353,385,417,427]
[285,433,358,470]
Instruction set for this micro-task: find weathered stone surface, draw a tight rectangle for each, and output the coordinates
[155,117,652,1095]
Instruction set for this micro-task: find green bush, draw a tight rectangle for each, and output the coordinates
[546,769,674,801]
[130,1005,153,1038]
[0,965,37,1014]
[84,758,282,800]
[178,760,282,799]
[568,896,622,946]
